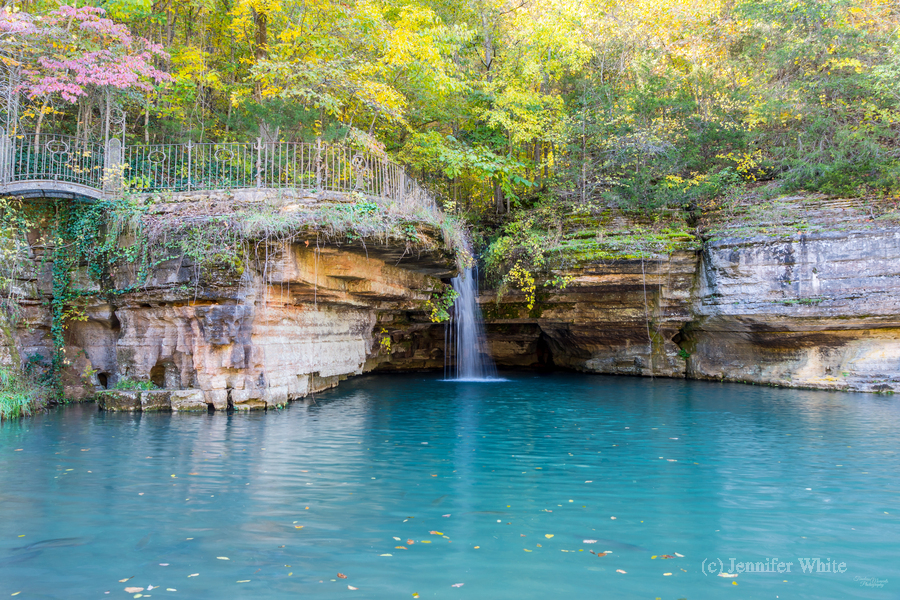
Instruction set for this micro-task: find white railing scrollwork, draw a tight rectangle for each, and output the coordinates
[0,132,438,213]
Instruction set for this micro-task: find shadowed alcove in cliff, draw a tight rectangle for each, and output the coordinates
[150,359,179,389]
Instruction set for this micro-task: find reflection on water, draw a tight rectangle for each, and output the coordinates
[1,373,899,599]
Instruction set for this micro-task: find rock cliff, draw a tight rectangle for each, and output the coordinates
[2,193,454,411]
[483,197,900,393]
[5,193,900,411]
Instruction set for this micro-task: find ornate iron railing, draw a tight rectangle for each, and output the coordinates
[0,131,437,212]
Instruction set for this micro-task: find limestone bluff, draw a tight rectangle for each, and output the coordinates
[2,192,899,414]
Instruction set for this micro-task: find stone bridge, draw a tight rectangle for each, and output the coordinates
[0,131,436,211]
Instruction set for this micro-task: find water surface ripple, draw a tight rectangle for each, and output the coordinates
[1,373,898,599]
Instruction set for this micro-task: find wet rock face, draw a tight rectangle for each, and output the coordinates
[485,227,900,393]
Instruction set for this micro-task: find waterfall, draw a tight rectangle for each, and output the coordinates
[445,265,499,381]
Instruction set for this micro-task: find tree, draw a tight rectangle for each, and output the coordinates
[0,5,170,143]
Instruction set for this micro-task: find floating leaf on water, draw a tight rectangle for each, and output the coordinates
[524,549,532,552]
[217,557,230,560]
[119,577,134,582]
[395,546,407,549]
[616,569,627,574]
[544,534,554,539]
[451,583,464,587]
[421,540,431,544]
[718,573,738,578]
[429,531,443,535]
[166,589,176,592]
[442,514,451,517]
[337,573,347,579]
[393,537,401,541]
[348,585,358,590]
[583,540,597,544]
[675,553,684,557]
[188,574,199,578]
[610,516,616,520]
[159,563,169,566]
[412,594,419,598]
[295,526,304,529]
[661,555,675,559]
[473,546,480,549]
[664,572,672,576]
[237,580,250,583]
[407,539,414,545]
[124,588,144,593]
[380,554,393,556]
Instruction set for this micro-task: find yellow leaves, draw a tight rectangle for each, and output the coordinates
[508,262,537,310]
[172,47,224,92]
[825,57,866,74]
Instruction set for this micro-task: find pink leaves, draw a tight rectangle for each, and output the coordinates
[4,4,171,103]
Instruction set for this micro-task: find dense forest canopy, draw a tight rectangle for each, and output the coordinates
[1,0,899,218]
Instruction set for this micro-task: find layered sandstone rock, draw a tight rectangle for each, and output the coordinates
[7,229,452,410]
[483,203,900,393]
[482,250,697,377]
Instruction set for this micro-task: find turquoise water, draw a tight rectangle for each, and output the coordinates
[1,373,899,599]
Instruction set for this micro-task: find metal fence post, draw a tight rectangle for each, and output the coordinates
[315,137,322,191]
[255,137,263,188]
[103,137,123,196]
[0,128,9,184]
[186,140,193,192]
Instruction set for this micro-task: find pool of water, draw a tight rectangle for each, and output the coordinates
[1,373,899,599]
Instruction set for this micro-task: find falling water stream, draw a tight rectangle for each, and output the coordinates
[445,265,499,381]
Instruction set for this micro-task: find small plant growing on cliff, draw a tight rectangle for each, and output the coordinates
[425,285,459,323]
[112,377,158,391]
[378,328,392,354]
[678,348,691,360]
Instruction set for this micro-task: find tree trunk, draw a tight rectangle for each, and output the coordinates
[144,98,150,144]
[253,9,268,60]
[33,96,50,149]
[481,11,494,83]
